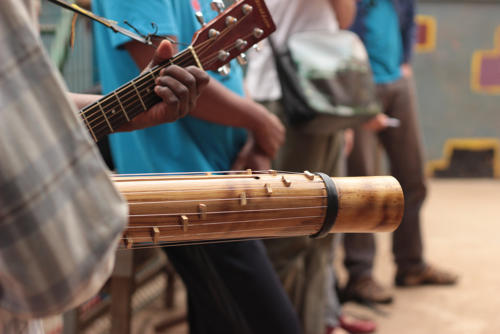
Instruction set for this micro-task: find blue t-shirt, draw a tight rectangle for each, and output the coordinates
[361,0,403,84]
[92,0,247,173]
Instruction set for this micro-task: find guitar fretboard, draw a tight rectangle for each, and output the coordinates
[79,48,194,142]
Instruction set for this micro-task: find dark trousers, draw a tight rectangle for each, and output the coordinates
[164,240,301,334]
[344,77,427,280]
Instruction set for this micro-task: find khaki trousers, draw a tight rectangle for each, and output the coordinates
[258,100,345,334]
[344,76,427,279]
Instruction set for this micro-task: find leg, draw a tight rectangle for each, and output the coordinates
[165,241,301,334]
[380,77,457,286]
[343,126,378,282]
[377,77,426,274]
[342,85,394,304]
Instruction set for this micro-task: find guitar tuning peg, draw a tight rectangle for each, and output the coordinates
[252,42,263,52]
[211,0,225,14]
[237,53,247,66]
[218,64,231,76]
[195,11,206,26]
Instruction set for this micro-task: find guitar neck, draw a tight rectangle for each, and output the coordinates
[79,48,195,142]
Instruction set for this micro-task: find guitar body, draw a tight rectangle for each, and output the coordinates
[113,171,403,248]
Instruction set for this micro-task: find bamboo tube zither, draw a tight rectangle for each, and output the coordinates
[112,170,404,249]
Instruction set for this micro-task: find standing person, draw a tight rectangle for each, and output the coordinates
[92,1,301,333]
[0,1,209,333]
[342,0,458,305]
[246,1,376,333]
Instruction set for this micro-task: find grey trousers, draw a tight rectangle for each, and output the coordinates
[344,77,427,280]
[258,100,344,334]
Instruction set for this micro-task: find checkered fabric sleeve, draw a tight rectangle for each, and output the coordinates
[0,1,128,332]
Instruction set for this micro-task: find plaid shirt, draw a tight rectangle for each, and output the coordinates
[0,1,128,333]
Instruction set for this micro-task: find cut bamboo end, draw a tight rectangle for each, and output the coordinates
[179,215,189,232]
[152,227,160,244]
[198,204,207,219]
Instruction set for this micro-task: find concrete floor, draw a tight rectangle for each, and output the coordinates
[339,179,500,334]
[141,179,500,334]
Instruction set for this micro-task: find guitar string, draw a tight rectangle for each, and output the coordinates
[82,28,258,137]
[84,37,248,138]
[79,12,253,124]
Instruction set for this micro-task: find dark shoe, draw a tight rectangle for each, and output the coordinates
[343,276,393,304]
[396,264,458,287]
[339,315,376,334]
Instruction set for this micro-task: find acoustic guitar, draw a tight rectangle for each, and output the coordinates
[79,0,275,141]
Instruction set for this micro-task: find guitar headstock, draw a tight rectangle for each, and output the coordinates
[190,0,276,71]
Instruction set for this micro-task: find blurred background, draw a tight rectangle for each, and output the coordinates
[39,0,500,333]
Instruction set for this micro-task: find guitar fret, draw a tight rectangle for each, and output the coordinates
[131,80,147,111]
[81,111,97,142]
[114,91,130,122]
[96,100,114,132]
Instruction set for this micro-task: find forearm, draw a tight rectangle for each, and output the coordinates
[190,79,266,132]
[68,92,102,110]
[329,0,356,29]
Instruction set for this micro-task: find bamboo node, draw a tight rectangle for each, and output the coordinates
[282,176,292,187]
[198,204,207,219]
[240,192,248,206]
[179,215,189,232]
[304,171,315,180]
